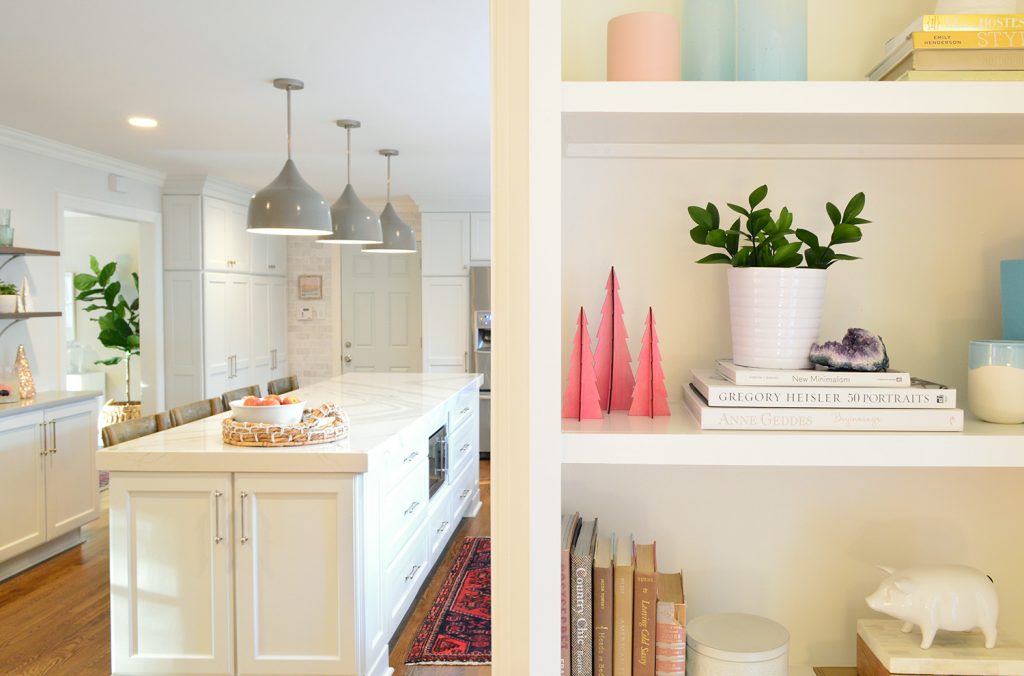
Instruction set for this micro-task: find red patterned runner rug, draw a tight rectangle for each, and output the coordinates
[405,536,491,665]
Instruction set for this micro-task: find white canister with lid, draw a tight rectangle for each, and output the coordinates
[686,613,790,676]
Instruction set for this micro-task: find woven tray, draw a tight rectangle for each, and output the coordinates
[222,402,350,447]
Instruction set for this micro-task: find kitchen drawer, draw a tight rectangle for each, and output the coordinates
[451,459,479,522]
[449,388,478,434]
[382,456,429,564]
[427,489,455,567]
[384,437,426,489]
[447,416,478,479]
[385,521,429,634]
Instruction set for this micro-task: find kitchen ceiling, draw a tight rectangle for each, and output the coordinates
[0,0,490,207]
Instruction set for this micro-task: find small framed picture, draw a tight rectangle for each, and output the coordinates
[298,275,323,300]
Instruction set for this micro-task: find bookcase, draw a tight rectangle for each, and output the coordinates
[490,2,1024,676]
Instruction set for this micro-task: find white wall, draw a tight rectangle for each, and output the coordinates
[63,213,141,401]
[0,128,162,398]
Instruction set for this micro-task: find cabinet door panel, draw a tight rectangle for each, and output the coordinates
[228,275,252,386]
[229,202,251,273]
[0,412,46,563]
[470,212,491,264]
[164,272,204,408]
[421,213,470,275]
[163,195,202,270]
[269,278,288,376]
[109,473,233,675]
[422,277,469,371]
[203,197,230,271]
[45,401,99,537]
[250,278,272,390]
[235,474,356,675]
[203,273,230,398]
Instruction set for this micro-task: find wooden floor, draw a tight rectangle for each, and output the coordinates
[0,461,491,676]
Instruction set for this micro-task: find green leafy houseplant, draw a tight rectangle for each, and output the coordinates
[0,280,17,295]
[687,185,870,268]
[73,256,140,403]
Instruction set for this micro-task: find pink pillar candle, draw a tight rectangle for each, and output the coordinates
[607,12,681,81]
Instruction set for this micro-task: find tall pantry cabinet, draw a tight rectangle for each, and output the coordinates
[162,177,288,409]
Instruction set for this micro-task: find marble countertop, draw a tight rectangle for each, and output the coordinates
[0,391,103,418]
[96,373,482,473]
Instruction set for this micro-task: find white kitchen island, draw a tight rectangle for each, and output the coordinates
[97,372,483,676]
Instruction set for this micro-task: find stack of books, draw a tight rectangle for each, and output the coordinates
[683,360,964,431]
[869,13,1024,81]
[562,512,686,676]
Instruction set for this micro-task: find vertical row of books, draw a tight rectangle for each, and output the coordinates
[869,13,1024,80]
[562,513,686,676]
[684,360,964,431]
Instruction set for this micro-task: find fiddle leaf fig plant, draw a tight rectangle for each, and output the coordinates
[688,185,870,269]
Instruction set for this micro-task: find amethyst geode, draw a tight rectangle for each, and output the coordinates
[809,328,890,372]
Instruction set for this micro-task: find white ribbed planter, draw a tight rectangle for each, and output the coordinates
[0,295,17,313]
[727,267,828,369]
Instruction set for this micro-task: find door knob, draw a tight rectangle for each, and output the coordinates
[345,341,352,348]
[344,355,352,364]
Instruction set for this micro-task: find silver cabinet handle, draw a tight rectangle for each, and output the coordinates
[270,348,277,371]
[460,407,471,416]
[49,420,57,454]
[436,520,449,535]
[39,423,47,456]
[404,501,420,517]
[464,352,468,371]
[404,564,421,583]
[460,489,470,499]
[460,443,470,454]
[239,491,249,544]
[268,264,276,270]
[214,491,223,544]
[402,450,419,464]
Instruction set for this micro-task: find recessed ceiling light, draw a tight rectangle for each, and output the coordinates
[128,117,158,128]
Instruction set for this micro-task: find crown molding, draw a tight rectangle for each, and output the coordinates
[162,174,256,205]
[0,124,165,185]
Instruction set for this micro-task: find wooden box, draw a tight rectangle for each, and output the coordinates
[857,619,1024,676]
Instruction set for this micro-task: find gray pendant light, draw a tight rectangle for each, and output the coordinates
[365,149,417,254]
[247,78,332,236]
[318,120,383,245]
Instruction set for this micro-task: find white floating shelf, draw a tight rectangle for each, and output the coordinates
[562,81,1024,150]
[562,403,1024,468]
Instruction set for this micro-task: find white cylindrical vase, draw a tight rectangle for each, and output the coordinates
[727,267,828,369]
[0,294,17,313]
[686,613,789,676]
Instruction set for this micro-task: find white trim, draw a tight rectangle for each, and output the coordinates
[57,194,165,413]
[0,124,164,186]
[565,142,1024,160]
[162,174,255,205]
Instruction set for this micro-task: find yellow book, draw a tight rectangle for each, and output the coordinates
[913,29,1024,49]
[886,14,1024,53]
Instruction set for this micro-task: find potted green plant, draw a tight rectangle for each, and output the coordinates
[688,185,869,369]
[0,280,18,313]
[73,256,141,423]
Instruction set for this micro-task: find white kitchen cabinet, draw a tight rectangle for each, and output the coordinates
[163,272,205,409]
[45,400,100,537]
[109,473,234,675]
[203,273,251,398]
[203,198,250,273]
[422,276,470,373]
[234,474,357,675]
[0,411,46,563]
[469,212,491,265]
[250,277,272,389]
[421,213,470,276]
[162,195,202,270]
[269,277,288,379]
[250,231,287,276]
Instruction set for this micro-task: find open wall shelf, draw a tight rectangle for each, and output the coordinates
[0,246,60,273]
[0,312,62,339]
[562,404,1024,468]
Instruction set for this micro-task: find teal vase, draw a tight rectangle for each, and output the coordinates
[1003,260,1024,340]
[683,0,737,80]
[736,0,807,80]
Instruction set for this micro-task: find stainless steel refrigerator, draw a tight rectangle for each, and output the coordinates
[470,267,491,455]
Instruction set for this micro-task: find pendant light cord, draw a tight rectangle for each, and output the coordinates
[346,127,352,184]
[286,87,293,160]
[385,154,392,202]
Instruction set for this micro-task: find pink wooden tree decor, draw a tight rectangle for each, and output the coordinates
[595,266,635,412]
[629,307,671,417]
[562,306,603,420]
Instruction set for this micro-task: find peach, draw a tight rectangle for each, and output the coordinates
[242,396,261,407]
[260,398,281,406]
[281,396,302,405]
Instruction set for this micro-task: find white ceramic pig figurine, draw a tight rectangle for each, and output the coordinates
[866,565,998,649]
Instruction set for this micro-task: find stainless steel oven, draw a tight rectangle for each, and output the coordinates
[427,425,447,498]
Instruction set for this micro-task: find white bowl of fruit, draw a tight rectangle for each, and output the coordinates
[229,394,305,425]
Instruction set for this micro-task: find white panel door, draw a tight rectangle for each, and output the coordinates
[227,202,251,273]
[45,401,99,537]
[109,473,234,675]
[341,246,423,373]
[268,235,287,276]
[234,474,356,675]
[0,411,46,563]
[249,229,268,275]
[163,195,202,270]
[227,275,253,388]
[164,271,204,408]
[203,197,230,271]
[422,276,469,372]
[470,212,491,265]
[421,213,470,276]
[269,278,289,377]
[203,273,230,398]
[250,277,272,391]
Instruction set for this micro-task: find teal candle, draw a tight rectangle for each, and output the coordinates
[736,0,807,81]
[1003,260,1024,340]
[683,0,737,80]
